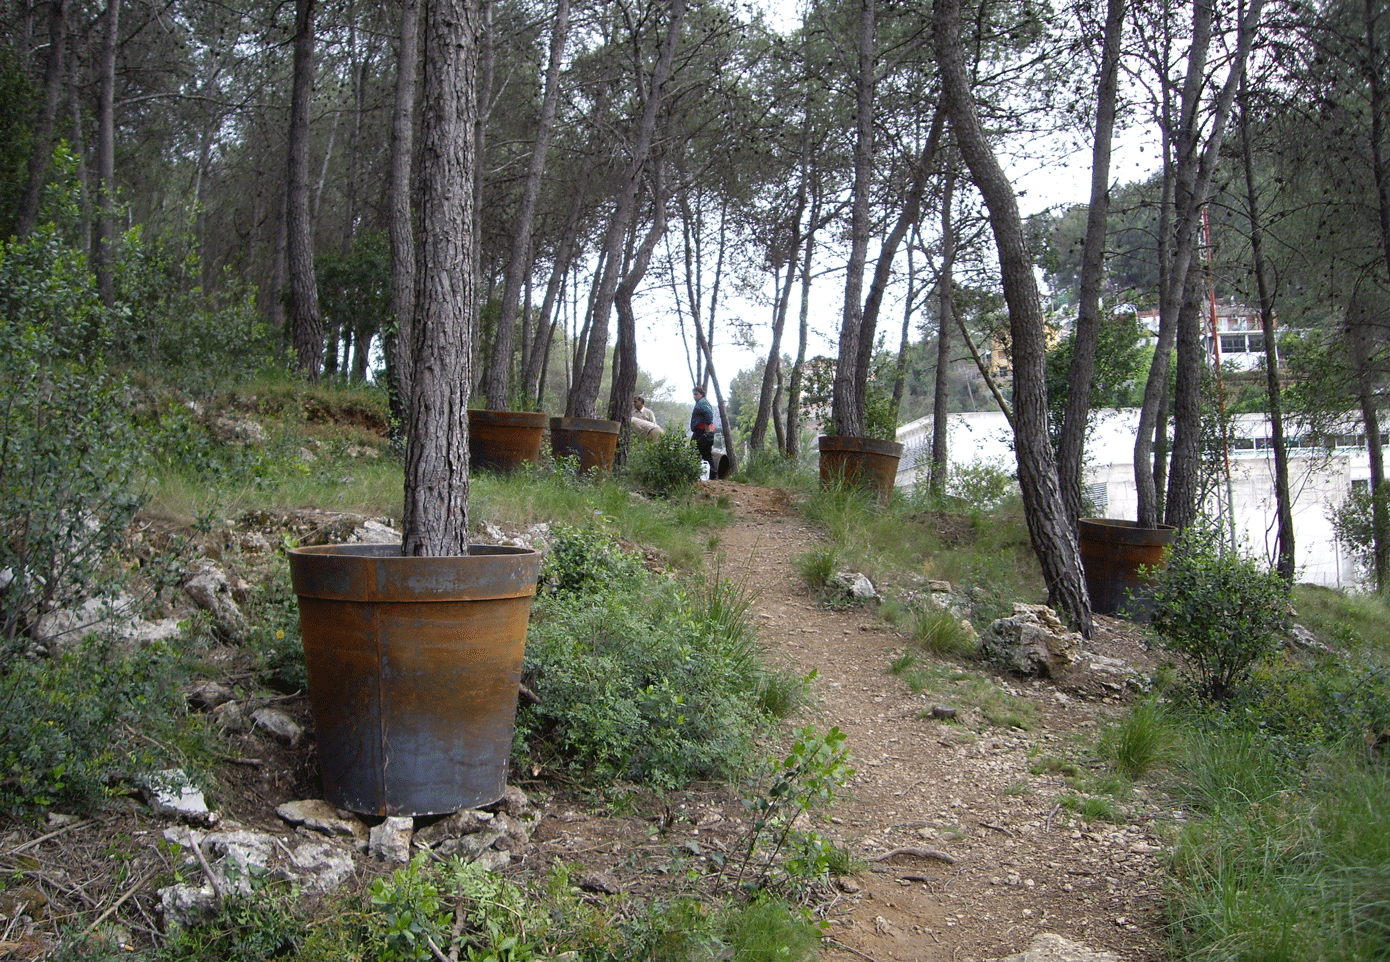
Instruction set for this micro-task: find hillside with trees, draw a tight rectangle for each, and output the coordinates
[3,0,1390,958]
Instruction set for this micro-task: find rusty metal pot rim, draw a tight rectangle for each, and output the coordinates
[550,415,621,434]
[818,434,905,457]
[289,542,542,603]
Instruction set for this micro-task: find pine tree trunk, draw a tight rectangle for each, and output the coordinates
[1057,0,1125,529]
[936,0,1092,635]
[386,0,420,434]
[401,0,480,558]
[287,0,324,380]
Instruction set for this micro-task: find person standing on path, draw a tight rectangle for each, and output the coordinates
[689,386,717,479]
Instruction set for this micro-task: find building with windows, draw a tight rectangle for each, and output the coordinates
[1134,303,1276,372]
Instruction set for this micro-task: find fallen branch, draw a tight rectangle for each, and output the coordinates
[868,847,958,865]
[83,866,161,935]
[825,936,881,962]
[6,819,95,855]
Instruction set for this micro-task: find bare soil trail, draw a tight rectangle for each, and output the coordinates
[697,480,1169,962]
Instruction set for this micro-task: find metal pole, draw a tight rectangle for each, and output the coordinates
[1203,206,1239,551]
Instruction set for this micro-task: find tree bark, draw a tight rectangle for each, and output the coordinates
[785,185,820,461]
[936,0,1092,635]
[609,172,669,465]
[15,0,66,238]
[1164,273,1205,529]
[855,104,945,418]
[94,0,119,308]
[930,168,958,499]
[385,0,421,435]
[402,0,480,558]
[832,0,875,439]
[749,171,807,454]
[1238,88,1294,580]
[484,0,570,410]
[287,0,324,380]
[1057,0,1125,529]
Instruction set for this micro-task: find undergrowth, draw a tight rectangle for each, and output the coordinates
[67,858,824,962]
[519,526,806,789]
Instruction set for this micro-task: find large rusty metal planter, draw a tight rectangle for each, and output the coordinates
[1078,518,1177,620]
[818,435,903,505]
[467,409,547,472]
[288,543,542,816]
[549,416,620,474]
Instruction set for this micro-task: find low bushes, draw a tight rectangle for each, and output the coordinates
[519,526,798,789]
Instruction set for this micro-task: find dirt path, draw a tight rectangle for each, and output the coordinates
[700,481,1168,962]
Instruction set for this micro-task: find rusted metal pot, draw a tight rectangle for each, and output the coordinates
[467,409,547,472]
[818,435,904,505]
[1077,518,1177,620]
[549,416,620,474]
[288,543,542,816]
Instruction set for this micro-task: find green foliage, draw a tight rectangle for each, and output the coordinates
[1044,310,1146,443]
[242,560,307,693]
[1098,697,1179,780]
[1227,656,1390,752]
[1147,527,1292,701]
[0,229,146,646]
[111,227,280,394]
[944,459,1018,513]
[731,725,854,891]
[715,897,823,962]
[801,354,899,441]
[521,542,787,788]
[908,607,976,659]
[0,47,35,239]
[369,857,450,962]
[629,428,704,497]
[735,450,812,490]
[0,637,192,813]
[316,232,389,382]
[539,523,646,596]
[158,886,313,961]
[1166,752,1390,962]
[794,546,838,592]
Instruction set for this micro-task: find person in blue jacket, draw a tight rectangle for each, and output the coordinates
[689,386,717,479]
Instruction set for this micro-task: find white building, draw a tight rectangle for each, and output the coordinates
[896,408,1368,588]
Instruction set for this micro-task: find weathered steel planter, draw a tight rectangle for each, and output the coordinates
[467,409,547,472]
[1077,518,1177,620]
[818,435,904,505]
[549,416,620,475]
[288,543,542,816]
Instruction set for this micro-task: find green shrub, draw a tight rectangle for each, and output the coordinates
[909,607,975,659]
[0,230,146,647]
[1148,528,1291,702]
[629,429,703,497]
[794,546,837,592]
[946,458,1017,513]
[0,637,193,813]
[112,227,281,394]
[730,725,855,890]
[520,542,782,788]
[539,523,646,596]
[1098,697,1179,779]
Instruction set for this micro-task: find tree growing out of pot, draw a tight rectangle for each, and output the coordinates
[288,0,542,818]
